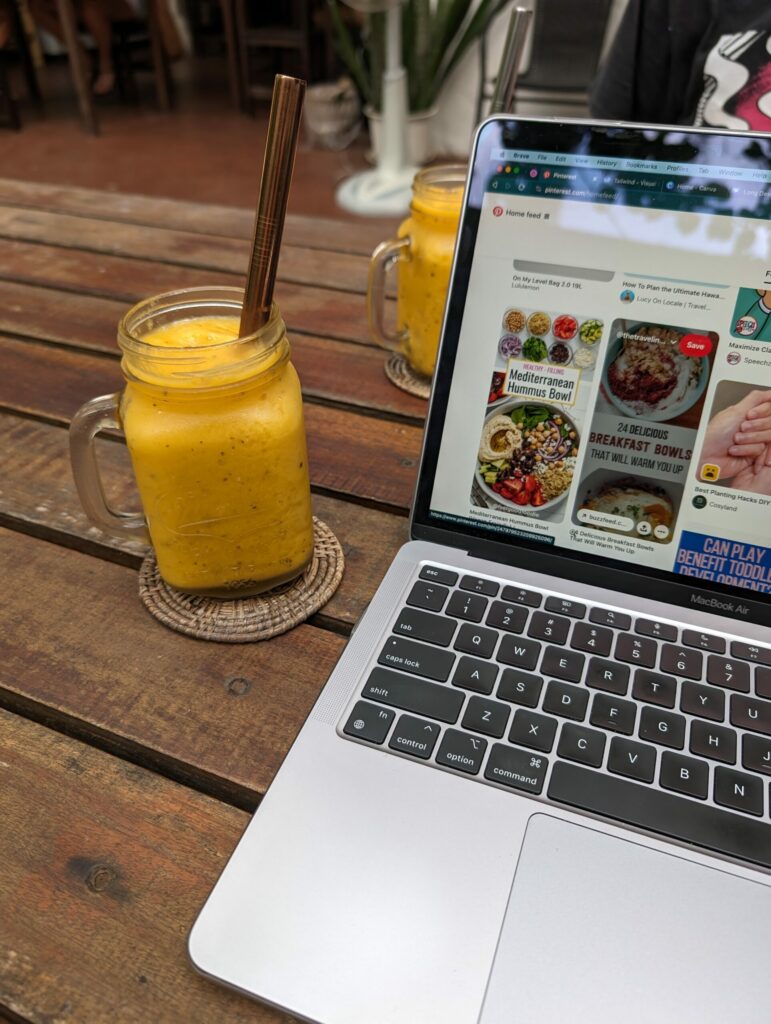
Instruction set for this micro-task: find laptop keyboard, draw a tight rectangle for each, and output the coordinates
[340,563,771,872]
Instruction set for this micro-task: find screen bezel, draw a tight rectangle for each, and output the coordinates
[410,117,771,628]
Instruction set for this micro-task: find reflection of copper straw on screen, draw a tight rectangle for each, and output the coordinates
[240,74,306,337]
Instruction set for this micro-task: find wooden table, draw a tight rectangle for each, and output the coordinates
[0,178,418,1022]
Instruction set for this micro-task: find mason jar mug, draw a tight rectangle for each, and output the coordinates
[69,286,314,597]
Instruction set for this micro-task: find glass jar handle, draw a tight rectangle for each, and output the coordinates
[367,236,410,351]
[69,393,150,543]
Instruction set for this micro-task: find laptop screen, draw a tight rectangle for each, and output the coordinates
[413,119,771,623]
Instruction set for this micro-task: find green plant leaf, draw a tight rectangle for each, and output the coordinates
[344,0,510,115]
[421,0,473,107]
[326,0,371,105]
[411,0,431,112]
[430,0,511,106]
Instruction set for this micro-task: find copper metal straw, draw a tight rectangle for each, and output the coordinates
[489,6,533,115]
[240,74,306,337]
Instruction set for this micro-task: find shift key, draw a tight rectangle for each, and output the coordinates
[363,668,464,723]
[379,636,456,681]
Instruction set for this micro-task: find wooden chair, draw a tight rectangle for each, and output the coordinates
[232,0,318,110]
[0,0,42,129]
[110,0,172,111]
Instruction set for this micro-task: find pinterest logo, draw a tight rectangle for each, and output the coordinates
[493,205,504,217]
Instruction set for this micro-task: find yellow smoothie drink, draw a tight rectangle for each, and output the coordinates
[120,311,314,597]
[396,182,462,377]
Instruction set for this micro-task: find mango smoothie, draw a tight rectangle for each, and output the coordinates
[395,168,463,377]
[120,312,314,596]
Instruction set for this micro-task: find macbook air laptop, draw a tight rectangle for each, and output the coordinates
[190,117,771,1023]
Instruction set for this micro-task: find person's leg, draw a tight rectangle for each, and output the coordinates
[0,1,12,49]
[80,0,134,94]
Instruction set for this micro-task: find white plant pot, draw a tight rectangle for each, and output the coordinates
[365,105,437,167]
[304,82,361,151]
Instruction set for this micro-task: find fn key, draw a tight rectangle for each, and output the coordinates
[344,701,395,744]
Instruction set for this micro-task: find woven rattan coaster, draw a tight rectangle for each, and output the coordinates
[384,352,431,400]
[138,518,344,643]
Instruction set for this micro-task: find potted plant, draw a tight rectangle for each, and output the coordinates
[327,0,510,163]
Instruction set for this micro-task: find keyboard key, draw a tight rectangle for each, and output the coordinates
[730,694,771,736]
[540,646,585,683]
[714,767,764,816]
[486,601,528,634]
[682,629,726,654]
[680,681,725,722]
[436,729,487,774]
[638,707,686,749]
[557,723,606,767]
[363,668,463,724]
[484,744,548,794]
[462,696,510,738]
[742,734,771,775]
[451,656,498,695]
[498,635,541,671]
[497,669,543,708]
[543,680,588,721]
[544,596,586,619]
[460,574,499,597]
[501,585,542,608]
[607,736,657,783]
[446,591,488,622]
[344,701,395,744]
[636,618,677,642]
[549,763,771,871]
[586,657,630,695]
[632,669,677,708]
[528,611,570,645]
[406,580,448,613]
[393,608,456,647]
[660,645,703,680]
[690,721,736,764]
[659,751,709,799]
[757,667,771,699]
[570,622,613,657]
[378,636,455,682]
[454,623,499,659]
[589,606,631,630]
[388,715,440,759]
[706,656,751,693]
[615,633,657,668]
[731,641,771,666]
[508,709,558,752]
[590,693,636,735]
[419,564,458,587]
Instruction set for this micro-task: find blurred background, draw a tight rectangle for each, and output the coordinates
[0,0,630,217]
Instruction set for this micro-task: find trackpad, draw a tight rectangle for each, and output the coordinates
[480,814,771,1024]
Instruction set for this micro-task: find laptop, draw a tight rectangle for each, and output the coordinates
[189,117,771,1023]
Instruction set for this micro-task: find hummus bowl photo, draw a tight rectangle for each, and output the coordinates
[475,400,580,513]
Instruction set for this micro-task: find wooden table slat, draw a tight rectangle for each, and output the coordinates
[0,177,400,255]
[0,276,378,349]
[0,706,285,1023]
[0,335,421,510]
[0,412,408,629]
[0,250,415,417]
[0,206,372,295]
[0,527,343,806]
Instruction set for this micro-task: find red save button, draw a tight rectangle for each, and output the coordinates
[679,333,713,357]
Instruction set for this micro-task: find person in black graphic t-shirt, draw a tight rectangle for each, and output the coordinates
[591,0,771,130]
